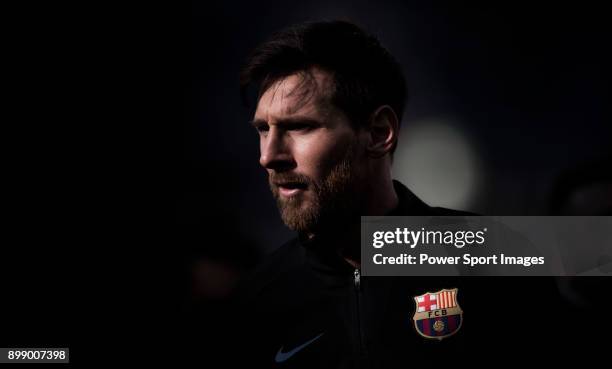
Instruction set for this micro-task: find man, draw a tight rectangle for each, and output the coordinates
[242,20,471,260]
[232,21,591,368]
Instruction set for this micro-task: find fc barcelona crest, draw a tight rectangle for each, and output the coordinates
[413,288,463,340]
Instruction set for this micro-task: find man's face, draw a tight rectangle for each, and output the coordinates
[252,68,365,232]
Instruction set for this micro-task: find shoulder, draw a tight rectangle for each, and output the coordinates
[233,237,306,302]
[393,180,477,215]
[429,207,478,216]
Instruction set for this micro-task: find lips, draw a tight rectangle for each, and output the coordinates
[275,182,307,197]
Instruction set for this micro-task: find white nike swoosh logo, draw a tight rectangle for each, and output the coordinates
[274,332,325,363]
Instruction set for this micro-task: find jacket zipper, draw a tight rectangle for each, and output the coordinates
[354,268,369,364]
[354,268,361,289]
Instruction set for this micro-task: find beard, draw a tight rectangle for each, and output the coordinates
[269,141,361,233]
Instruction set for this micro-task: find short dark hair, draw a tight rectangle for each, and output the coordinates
[240,20,407,130]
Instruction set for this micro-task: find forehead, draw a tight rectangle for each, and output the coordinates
[254,68,335,120]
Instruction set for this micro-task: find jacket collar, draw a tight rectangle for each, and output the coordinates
[300,180,434,276]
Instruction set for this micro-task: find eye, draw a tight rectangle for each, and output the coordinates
[254,124,269,133]
[288,123,313,131]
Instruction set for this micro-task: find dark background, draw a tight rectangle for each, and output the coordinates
[2,0,610,364]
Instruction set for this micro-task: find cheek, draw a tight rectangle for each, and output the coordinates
[293,132,355,179]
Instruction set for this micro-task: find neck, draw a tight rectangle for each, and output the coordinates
[362,165,399,216]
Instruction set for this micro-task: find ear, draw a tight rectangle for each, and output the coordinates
[365,105,399,158]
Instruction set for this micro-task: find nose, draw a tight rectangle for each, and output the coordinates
[259,128,296,172]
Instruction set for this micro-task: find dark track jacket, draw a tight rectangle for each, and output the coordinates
[232,181,603,368]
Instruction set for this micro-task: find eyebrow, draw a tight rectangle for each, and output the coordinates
[250,117,323,128]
